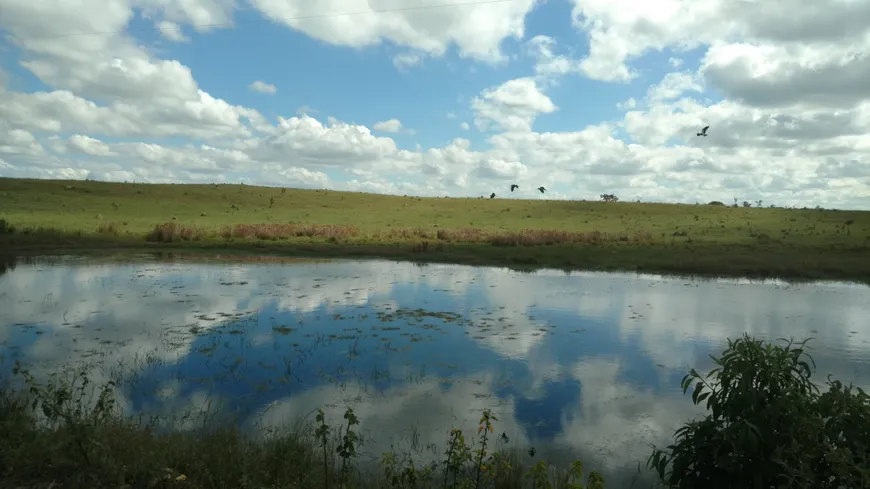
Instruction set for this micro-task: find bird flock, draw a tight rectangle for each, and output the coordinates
[484,125,710,199]
[488,184,546,199]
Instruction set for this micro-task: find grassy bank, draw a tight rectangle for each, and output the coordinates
[2,177,870,282]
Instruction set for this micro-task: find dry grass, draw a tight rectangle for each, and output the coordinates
[96,221,121,235]
[146,222,206,242]
[219,223,360,240]
[143,223,654,247]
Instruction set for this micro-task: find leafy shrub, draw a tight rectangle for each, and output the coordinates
[0,218,15,234]
[649,333,870,489]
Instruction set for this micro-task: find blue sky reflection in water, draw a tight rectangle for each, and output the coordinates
[1,256,870,486]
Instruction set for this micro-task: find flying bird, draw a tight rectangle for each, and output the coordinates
[537,186,546,194]
[510,184,519,192]
[697,125,709,137]
[490,192,496,199]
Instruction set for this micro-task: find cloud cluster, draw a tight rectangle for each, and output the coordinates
[1,0,869,207]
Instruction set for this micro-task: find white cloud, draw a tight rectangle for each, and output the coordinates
[156,20,189,42]
[248,80,277,94]
[0,0,869,208]
[67,134,115,156]
[472,77,557,133]
[617,97,637,111]
[526,35,581,80]
[393,52,424,71]
[646,71,704,104]
[701,41,870,109]
[372,118,404,133]
[246,0,541,64]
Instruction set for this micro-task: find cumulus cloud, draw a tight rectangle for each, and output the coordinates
[248,80,277,94]
[246,0,540,63]
[0,0,869,208]
[372,118,403,133]
[526,35,581,81]
[67,134,115,156]
[156,20,189,42]
[471,77,557,133]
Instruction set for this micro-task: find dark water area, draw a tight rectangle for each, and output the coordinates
[1,254,869,487]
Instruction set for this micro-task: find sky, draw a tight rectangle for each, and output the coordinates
[1,0,869,209]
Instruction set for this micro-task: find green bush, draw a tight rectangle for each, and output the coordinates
[0,218,15,234]
[649,333,870,488]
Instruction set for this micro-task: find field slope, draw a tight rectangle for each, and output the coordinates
[1,177,869,282]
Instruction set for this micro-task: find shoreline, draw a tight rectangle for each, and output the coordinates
[3,234,869,284]
[3,177,869,284]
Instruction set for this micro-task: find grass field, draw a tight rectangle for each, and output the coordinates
[2,177,869,282]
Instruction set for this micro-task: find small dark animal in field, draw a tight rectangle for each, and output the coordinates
[537,186,546,194]
[697,125,709,137]
[510,184,519,192]
[490,192,496,199]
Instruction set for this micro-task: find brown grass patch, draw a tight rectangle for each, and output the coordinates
[219,223,360,240]
[96,222,121,235]
[364,227,657,246]
[372,227,435,240]
[436,227,490,242]
[433,228,654,246]
[146,222,205,242]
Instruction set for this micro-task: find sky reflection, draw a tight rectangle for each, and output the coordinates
[1,254,869,487]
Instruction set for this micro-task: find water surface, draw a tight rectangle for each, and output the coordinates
[1,254,869,487]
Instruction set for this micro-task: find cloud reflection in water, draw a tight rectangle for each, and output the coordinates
[1,256,869,486]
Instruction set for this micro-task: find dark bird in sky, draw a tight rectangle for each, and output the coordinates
[697,125,709,137]
[490,192,496,199]
[537,186,546,194]
[510,184,519,192]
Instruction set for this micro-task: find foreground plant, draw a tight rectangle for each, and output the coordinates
[2,363,604,489]
[648,333,870,489]
[377,408,605,489]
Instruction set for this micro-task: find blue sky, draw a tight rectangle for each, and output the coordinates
[113,0,665,150]
[0,0,868,208]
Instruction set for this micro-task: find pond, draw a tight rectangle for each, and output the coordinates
[1,253,869,487]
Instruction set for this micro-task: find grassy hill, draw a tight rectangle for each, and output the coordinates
[1,177,869,282]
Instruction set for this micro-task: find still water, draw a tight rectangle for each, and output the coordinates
[1,254,869,486]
